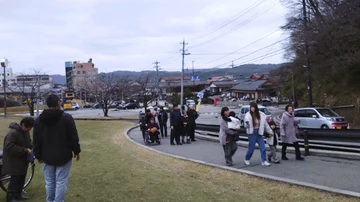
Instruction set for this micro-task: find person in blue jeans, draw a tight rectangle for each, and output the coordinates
[244,102,273,167]
[33,94,81,202]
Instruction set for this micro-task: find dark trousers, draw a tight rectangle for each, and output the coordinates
[223,141,238,164]
[141,129,146,140]
[188,124,196,140]
[170,126,181,144]
[159,123,167,137]
[8,174,25,195]
[282,142,301,158]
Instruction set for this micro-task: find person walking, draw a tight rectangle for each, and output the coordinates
[181,111,190,144]
[187,105,199,142]
[244,102,273,166]
[158,107,168,138]
[280,105,304,161]
[265,121,280,164]
[219,107,238,166]
[2,117,35,202]
[170,104,182,145]
[33,94,81,202]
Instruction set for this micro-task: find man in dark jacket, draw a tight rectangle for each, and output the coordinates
[2,117,34,202]
[145,109,153,125]
[170,104,182,145]
[158,107,168,138]
[187,105,199,141]
[33,94,81,202]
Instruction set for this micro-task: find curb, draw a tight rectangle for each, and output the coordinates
[73,117,138,121]
[195,132,360,160]
[125,126,360,198]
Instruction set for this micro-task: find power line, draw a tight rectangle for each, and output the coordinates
[188,0,265,41]
[196,28,282,68]
[189,0,278,49]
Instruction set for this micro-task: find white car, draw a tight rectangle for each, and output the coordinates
[238,105,272,127]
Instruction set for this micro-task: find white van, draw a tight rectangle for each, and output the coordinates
[238,105,272,127]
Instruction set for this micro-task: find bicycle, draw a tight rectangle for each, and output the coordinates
[0,151,35,192]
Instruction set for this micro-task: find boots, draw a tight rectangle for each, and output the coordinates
[15,190,29,201]
[281,145,289,160]
[294,142,304,161]
[6,190,17,202]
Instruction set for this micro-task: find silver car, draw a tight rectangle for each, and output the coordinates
[294,107,349,129]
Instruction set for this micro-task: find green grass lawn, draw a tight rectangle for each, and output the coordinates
[0,118,358,202]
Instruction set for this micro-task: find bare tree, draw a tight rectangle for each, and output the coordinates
[9,71,52,116]
[87,73,127,117]
[136,74,155,111]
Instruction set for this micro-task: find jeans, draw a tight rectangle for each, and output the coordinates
[245,129,267,162]
[43,160,72,202]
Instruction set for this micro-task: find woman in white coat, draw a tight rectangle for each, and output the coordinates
[244,102,273,166]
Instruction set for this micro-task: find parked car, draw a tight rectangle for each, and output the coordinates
[186,100,196,107]
[238,105,272,127]
[117,102,139,110]
[294,108,349,129]
[72,103,79,110]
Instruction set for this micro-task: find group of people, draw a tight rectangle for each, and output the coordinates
[139,104,198,145]
[2,94,81,202]
[219,102,304,166]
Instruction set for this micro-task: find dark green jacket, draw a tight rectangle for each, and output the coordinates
[2,123,32,175]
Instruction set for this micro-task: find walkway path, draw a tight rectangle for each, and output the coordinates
[128,127,360,195]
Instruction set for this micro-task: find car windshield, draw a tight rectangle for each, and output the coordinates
[317,108,339,117]
[259,108,271,115]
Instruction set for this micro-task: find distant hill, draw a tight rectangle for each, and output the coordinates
[50,63,281,85]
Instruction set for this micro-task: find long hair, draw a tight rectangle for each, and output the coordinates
[249,102,260,125]
[221,107,230,122]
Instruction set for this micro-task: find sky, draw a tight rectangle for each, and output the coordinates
[0,0,290,75]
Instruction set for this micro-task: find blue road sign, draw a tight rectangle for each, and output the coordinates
[191,76,200,81]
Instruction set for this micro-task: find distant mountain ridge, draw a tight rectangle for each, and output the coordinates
[50,63,281,85]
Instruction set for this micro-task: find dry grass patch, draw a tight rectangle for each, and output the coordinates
[0,118,358,202]
[0,105,47,114]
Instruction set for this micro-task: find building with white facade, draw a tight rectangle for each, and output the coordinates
[0,68,17,88]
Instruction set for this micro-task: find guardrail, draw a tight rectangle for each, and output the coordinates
[196,124,360,155]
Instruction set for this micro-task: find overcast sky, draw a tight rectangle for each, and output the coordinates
[0,0,289,75]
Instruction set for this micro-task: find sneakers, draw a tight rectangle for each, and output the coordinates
[262,161,271,166]
[244,159,250,165]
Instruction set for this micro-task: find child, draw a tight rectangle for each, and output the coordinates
[265,121,280,164]
[181,111,190,144]
[227,111,241,130]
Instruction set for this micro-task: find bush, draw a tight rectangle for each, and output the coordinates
[0,98,21,108]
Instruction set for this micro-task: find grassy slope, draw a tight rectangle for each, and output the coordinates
[0,118,358,202]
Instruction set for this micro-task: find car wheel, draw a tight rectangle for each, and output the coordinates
[321,125,329,129]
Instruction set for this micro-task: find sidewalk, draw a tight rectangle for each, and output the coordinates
[128,127,360,194]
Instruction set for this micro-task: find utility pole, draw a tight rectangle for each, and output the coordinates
[180,39,190,109]
[1,58,8,118]
[36,75,40,117]
[302,0,313,107]
[192,61,195,95]
[230,61,234,68]
[154,60,160,102]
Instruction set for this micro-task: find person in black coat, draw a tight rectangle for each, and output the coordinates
[145,109,153,125]
[187,105,199,141]
[158,107,168,138]
[139,112,147,141]
[147,117,160,143]
[170,104,182,145]
[2,117,35,201]
[181,111,190,144]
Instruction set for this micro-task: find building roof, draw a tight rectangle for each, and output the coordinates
[210,80,239,88]
[160,75,190,82]
[250,73,268,80]
[231,79,271,91]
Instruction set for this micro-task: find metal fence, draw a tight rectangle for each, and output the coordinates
[196,124,360,155]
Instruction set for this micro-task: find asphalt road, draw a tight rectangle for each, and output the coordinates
[128,127,360,193]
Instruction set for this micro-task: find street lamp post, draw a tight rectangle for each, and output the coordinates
[1,58,9,118]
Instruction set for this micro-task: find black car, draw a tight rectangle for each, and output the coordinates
[117,103,139,110]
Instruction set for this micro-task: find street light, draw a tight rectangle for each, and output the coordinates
[1,58,8,118]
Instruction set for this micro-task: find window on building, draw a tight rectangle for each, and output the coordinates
[77,71,80,74]
[83,71,85,74]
